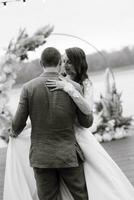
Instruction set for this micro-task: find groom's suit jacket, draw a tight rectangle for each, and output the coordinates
[12,72,93,168]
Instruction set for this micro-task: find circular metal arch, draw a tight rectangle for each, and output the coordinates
[52,32,110,69]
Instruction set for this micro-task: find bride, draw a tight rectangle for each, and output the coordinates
[3,47,134,200]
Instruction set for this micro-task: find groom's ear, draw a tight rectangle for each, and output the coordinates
[58,59,62,66]
[40,60,44,68]
[58,59,66,75]
[57,59,62,72]
[57,59,62,68]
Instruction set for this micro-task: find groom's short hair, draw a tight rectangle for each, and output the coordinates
[41,47,61,67]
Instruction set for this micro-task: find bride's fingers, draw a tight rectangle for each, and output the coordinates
[46,83,56,87]
[58,77,64,81]
[46,82,56,85]
[46,79,56,82]
[46,82,55,85]
[46,81,57,85]
[46,85,56,88]
[50,88,58,91]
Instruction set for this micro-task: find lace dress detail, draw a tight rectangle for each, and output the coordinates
[74,79,94,133]
[83,79,94,110]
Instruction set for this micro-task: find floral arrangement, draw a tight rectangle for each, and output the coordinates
[6,24,54,60]
[0,25,54,143]
[91,68,133,142]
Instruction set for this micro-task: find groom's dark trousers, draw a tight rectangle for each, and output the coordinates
[33,160,87,200]
[12,72,93,200]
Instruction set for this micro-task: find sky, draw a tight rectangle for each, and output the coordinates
[0,0,134,58]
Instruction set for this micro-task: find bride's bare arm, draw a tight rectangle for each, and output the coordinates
[46,77,93,115]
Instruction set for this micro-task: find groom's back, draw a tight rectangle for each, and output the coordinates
[27,74,76,131]
[25,72,79,168]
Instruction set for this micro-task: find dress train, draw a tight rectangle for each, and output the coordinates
[3,127,134,200]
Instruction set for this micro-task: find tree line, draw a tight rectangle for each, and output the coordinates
[15,46,134,84]
[87,46,134,72]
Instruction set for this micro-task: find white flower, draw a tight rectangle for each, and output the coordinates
[94,133,103,142]
[108,119,115,127]
[114,128,122,139]
[102,132,113,142]
[114,127,127,139]
[3,65,13,74]
[105,127,110,131]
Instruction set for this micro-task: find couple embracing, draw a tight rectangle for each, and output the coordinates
[4,47,134,200]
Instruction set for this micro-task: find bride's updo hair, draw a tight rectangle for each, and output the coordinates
[65,47,89,84]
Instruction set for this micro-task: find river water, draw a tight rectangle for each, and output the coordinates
[90,66,134,117]
[8,66,134,117]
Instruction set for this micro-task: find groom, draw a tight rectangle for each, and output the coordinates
[11,47,93,200]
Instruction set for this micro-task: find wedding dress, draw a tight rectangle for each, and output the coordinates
[3,80,134,200]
